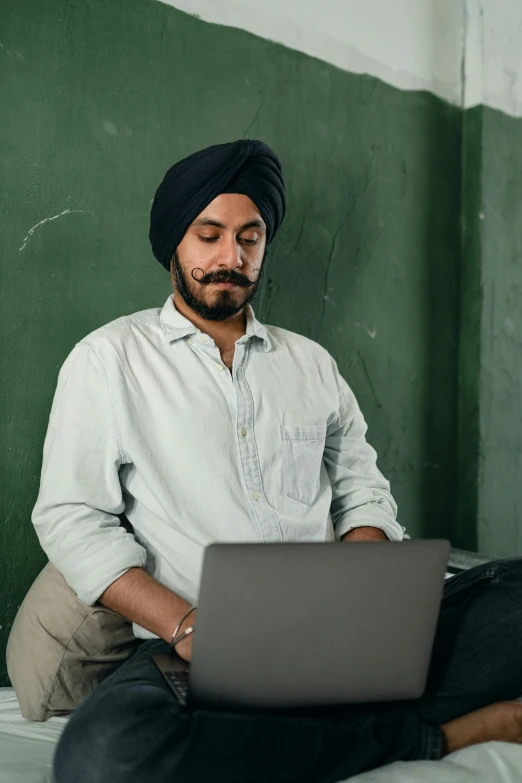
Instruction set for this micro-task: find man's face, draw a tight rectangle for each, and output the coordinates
[171,193,267,322]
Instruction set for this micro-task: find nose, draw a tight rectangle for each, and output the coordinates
[217,234,244,273]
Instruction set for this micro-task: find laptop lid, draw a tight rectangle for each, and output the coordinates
[187,539,450,710]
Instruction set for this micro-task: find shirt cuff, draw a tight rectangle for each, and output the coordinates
[67,544,147,606]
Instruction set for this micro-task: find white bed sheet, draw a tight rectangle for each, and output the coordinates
[1,687,522,783]
[0,688,68,783]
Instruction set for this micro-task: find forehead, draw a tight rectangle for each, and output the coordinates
[191,193,265,228]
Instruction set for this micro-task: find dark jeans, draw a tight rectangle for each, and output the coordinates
[53,558,522,783]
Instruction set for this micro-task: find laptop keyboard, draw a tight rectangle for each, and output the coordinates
[164,669,190,700]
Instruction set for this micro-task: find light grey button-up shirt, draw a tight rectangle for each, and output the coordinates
[32,294,405,639]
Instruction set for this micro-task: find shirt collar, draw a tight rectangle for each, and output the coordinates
[159,294,272,352]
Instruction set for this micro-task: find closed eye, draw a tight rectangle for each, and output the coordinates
[198,236,259,245]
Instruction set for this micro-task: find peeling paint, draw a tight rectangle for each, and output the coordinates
[18,209,87,251]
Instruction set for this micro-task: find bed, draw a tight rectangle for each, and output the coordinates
[0,688,67,783]
[1,686,522,783]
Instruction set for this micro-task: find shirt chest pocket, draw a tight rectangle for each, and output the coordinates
[280,424,327,506]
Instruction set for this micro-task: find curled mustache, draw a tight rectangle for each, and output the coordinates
[191,268,260,287]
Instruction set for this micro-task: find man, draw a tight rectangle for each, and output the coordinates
[30,140,522,783]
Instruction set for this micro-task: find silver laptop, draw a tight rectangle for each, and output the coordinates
[151,539,450,710]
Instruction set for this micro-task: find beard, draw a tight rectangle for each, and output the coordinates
[170,250,266,322]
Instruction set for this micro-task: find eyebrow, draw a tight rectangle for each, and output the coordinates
[191,218,265,231]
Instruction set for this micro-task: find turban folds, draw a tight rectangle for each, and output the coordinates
[149,139,286,270]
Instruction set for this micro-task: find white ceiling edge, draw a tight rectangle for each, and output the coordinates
[156,0,522,119]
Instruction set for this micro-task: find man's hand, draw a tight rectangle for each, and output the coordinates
[341,526,388,542]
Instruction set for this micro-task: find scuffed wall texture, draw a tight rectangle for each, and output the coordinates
[1,0,461,685]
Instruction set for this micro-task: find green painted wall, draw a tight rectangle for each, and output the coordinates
[1,0,463,684]
[456,104,483,554]
[460,106,522,558]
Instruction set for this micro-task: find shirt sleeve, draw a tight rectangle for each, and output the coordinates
[31,341,147,605]
[324,357,406,542]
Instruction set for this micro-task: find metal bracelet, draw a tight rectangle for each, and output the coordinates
[171,626,194,649]
[170,605,197,648]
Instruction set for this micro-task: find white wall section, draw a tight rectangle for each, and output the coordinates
[465,0,522,117]
[157,0,522,118]
[158,0,464,106]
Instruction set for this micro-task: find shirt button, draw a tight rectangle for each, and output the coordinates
[252,492,260,501]
[216,365,224,372]
[241,428,247,437]
[199,335,207,343]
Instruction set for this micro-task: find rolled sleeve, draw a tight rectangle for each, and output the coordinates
[324,359,405,543]
[31,342,146,605]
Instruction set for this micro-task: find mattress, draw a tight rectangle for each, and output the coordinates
[1,687,522,783]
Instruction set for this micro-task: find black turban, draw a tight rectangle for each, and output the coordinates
[149,139,286,271]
